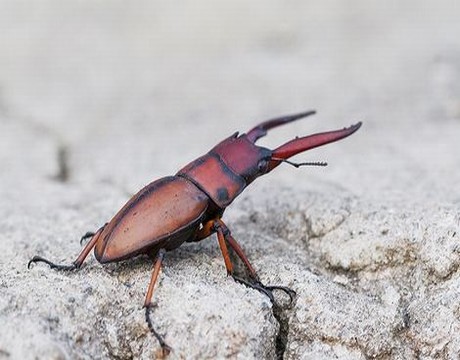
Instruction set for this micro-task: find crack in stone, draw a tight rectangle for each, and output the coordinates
[53,145,71,182]
[303,209,351,241]
[273,299,294,359]
[0,103,73,183]
[315,332,395,360]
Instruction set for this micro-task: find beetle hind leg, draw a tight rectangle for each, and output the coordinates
[213,219,296,308]
[27,255,78,271]
[143,249,171,355]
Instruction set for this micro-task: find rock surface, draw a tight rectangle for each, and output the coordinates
[1,1,460,359]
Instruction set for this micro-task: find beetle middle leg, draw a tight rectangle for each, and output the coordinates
[212,219,296,307]
[27,225,106,271]
[143,248,171,355]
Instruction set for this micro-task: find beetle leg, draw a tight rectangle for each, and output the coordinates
[214,225,277,302]
[215,224,234,276]
[225,237,297,305]
[79,231,95,245]
[28,225,105,271]
[221,229,258,280]
[143,249,171,354]
[80,223,108,245]
[213,219,296,307]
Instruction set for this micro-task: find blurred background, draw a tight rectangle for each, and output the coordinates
[1,0,459,199]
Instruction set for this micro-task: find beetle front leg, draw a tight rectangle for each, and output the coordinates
[27,225,106,271]
[213,219,296,307]
[143,248,171,355]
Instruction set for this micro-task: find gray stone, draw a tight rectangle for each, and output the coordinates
[1,1,460,359]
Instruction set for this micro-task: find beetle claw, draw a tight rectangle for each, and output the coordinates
[80,231,95,245]
[145,305,171,355]
[27,256,77,271]
[231,275,296,308]
[263,285,297,307]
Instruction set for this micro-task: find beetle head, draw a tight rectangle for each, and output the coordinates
[212,111,361,184]
[211,131,273,184]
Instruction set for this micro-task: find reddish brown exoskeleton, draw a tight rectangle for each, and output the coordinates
[29,110,361,352]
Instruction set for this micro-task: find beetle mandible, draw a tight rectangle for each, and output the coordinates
[28,110,361,352]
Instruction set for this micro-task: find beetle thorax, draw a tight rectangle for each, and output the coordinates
[176,134,271,209]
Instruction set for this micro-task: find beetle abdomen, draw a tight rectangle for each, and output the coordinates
[95,176,208,263]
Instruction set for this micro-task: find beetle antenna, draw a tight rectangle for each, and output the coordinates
[271,158,328,168]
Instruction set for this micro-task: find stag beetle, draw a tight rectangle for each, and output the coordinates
[28,110,361,352]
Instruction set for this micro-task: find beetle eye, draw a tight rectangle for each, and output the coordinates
[257,159,268,171]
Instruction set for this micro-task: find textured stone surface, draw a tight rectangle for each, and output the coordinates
[1,1,460,359]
